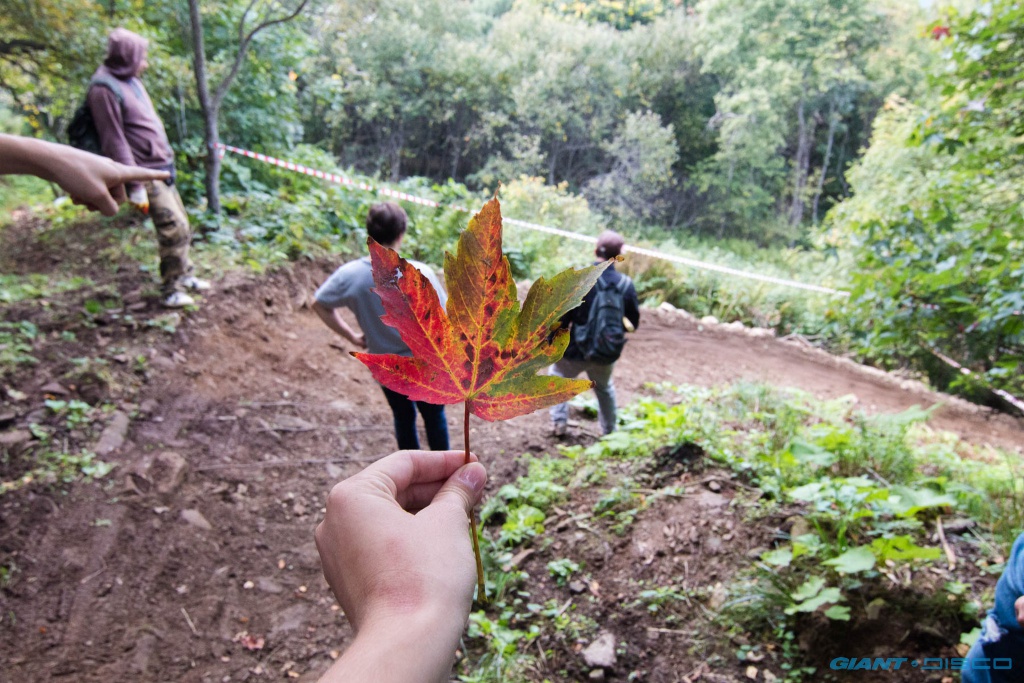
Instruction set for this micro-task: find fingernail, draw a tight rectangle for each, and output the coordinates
[457,463,486,494]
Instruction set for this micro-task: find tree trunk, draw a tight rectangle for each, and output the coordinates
[811,101,838,225]
[836,126,851,197]
[188,0,221,215]
[204,111,222,216]
[789,99,817,227]
[387,124,404,183]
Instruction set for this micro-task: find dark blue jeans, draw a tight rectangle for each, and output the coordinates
[381,386,450,451]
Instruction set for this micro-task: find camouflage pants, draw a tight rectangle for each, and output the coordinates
[146,179,194,295]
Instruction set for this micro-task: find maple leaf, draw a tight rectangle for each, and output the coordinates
[353,197,610,420]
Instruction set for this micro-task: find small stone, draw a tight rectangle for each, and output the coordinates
[705,536,723,555]
[708,583,728,610]
[707,480,722,492]
[582,632,617,669]
[139,399,159,415]
[126,301,148,312]
[180,509,213,530]
[0,411,16,428]
[150,356,175,371]
[151,452,188,494]
[0,430,32,448]
[256,578,284,594]
[94,411,130,456]
[589,670,606,680]
[699,315,719,326]
[695,491,727,509]
[325,462,343,479]
[569,580,587,594]
[39,382,69,396]
[745,665,758,680]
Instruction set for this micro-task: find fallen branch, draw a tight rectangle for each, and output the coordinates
[196,456,381,472]
[181,607,199,636]
[927,347,1024,415]
[936,517,957,570]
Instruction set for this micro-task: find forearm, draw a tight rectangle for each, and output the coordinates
[0,135,65,180]
[312,301,361,342]
[321,610,463,683]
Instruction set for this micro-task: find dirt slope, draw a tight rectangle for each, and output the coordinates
[0,237,1020,681]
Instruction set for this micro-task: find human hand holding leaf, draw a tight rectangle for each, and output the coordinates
[353,197,610,597]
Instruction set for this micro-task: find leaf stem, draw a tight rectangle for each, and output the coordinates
[465,401,485,602]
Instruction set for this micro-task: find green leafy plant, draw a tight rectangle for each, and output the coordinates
[546,558,580,586]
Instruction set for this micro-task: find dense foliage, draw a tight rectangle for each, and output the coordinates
[830,0,1024,403]
[2,0,933,240]
[463,383,1022,680]
[3,0,1021,410]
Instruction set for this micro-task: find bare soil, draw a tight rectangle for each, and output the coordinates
[1,216,1020,682]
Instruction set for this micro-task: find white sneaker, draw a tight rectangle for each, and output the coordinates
[162,291,195,308]
[180,276,211,291]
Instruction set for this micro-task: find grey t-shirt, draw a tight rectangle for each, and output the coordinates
[314,256,448,356]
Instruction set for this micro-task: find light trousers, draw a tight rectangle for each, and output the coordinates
[549,357,617,435]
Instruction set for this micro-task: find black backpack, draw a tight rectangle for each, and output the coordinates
[67,77,125,155]
[573,274,633,364]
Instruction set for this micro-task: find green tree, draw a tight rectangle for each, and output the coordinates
[696,0,889,235]
[584,110,678,223]
[187,0,310,215]
[830,0,1024,402]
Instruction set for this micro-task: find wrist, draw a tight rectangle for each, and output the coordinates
[325,605,466,683]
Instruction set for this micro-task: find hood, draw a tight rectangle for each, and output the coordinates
[104,28,148,79]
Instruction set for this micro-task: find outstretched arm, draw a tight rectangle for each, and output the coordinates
[0,134,169,216]
[315,450,488,683]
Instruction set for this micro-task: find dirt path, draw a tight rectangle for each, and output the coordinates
[1,251,1020,682]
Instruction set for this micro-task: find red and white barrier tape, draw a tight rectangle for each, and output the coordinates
[216,143,848,297]
[215,142,1024,414]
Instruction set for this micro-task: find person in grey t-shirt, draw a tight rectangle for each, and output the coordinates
[312,202,450,451]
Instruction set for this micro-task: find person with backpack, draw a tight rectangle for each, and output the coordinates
[80,28,208,308]
[549,230,640,437]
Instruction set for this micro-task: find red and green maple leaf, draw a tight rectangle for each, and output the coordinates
[352,197,610,420]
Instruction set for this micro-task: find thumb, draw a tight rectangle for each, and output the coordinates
[429,462,487,518]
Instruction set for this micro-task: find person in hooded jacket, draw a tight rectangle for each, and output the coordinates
[88,28,209,308]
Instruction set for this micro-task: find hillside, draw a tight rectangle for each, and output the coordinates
[1,215,1021,681]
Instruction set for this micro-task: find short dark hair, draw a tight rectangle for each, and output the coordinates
[595,230,625,259]
[366,202,408,246]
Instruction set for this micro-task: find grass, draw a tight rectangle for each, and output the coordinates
[456,382,1023,681]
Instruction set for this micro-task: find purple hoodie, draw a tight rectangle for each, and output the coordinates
[88,28,174,189]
